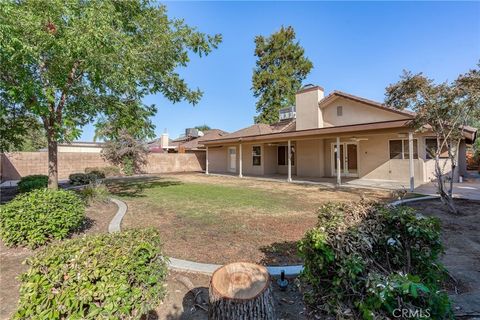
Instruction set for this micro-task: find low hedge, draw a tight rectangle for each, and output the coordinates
[14,229,168,319]
[0,189,85,248]
[85,166,121,178]
[78,183,109,204]
[69,173,100,185]
[17,175,48,193]
[298,200,452,319]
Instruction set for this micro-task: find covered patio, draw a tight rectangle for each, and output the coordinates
[204,121,422,191]
[205,172,414,191]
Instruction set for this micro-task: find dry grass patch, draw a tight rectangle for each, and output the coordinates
[108,174,392,265]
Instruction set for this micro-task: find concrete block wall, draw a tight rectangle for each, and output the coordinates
[0,152,205,181]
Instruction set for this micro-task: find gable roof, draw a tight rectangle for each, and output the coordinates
[320,90,416,117]
[203,119,414,145]
[218,119,296,140]
[204,90,416,143]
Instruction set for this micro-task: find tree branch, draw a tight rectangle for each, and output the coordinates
[56,60,81,123]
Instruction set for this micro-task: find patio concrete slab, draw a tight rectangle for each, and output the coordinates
[414,172,480,201]
[208,173,414,191]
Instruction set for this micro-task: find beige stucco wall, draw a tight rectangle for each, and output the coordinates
[324,134,425,184]
[205,130,467,184]
[296,139,324,177]
[296,88,324,130]
[458,140,467,177]
[241,143,264,176]
[263,145,277,175]
[208,146,228,173]
[322,97,408,127]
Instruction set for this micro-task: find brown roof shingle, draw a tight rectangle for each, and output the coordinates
[320,90,416,117]
[180,129,229,150]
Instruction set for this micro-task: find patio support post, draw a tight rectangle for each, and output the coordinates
[287,140,292,182]
[239,143,243,178]
[336,137,341,185]
[408,131,414,192]
[206,146,209,175]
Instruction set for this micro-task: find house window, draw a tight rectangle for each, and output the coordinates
[425,138,449,159]
[403,140,418,159]
[252,146,262,166]
[278,146,295,166]
[337,106,343,116]
[389,139,418,159]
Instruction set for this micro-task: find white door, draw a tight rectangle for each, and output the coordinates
[331,142,359,177]
[228,147,236,173]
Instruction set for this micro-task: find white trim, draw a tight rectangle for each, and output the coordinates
[408,132,414,192]
[331,141,359,177]
[287,140,292,182]
[228,146,236,173]
[252,145,262,166]
[205,146,209,174]
[388,138,418,160]
[239,143,243,178]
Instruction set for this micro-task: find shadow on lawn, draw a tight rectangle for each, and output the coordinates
[106,177,183,197]
[259,240,302,266]
[144,287,209,320]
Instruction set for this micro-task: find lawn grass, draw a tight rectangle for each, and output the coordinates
[106,174,392,264]
[108,177,303,219]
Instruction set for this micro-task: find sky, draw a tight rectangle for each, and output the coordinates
[79,1,480,141]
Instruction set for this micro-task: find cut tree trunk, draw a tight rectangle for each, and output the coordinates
[208,262,275,320]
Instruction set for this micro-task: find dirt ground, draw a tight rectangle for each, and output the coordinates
[117,173,392,265]
[408,199,480,318]
[0,201,117,320]
[151,271,307,320]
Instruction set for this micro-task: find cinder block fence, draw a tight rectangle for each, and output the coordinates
[0,152,206,181]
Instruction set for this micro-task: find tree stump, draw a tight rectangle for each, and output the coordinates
[208,262,275,320]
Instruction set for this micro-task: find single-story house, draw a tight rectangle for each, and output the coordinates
[148,128,228,153]
[39,141,105,153]
[202,85,477,190]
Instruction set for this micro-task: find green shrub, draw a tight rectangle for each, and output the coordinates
[78,182,110,204]
[15,229,168,319]
[69,172,99,185]
[0,189,85,248]
[123,157,135,176]
[85,166,121,177]
[298,200,452,319]
[17,175,48,193]
[86,170,106,179]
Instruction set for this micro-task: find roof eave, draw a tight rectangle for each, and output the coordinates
[203,119,413,145]
[319,91,416,118]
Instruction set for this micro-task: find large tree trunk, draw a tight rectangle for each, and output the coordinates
[47,130,58,190]
[208,262,275,320]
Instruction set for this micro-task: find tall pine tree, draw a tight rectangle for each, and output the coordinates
[252,26,313,124]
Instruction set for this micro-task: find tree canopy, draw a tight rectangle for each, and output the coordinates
[195,124,211,132]
[0,0,221,188]
[385,64,480,213]
[252,26,313,124]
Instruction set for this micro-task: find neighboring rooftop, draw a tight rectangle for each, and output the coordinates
[149,129,229,151]
[219,119,296,140]
[179,129,229,150]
